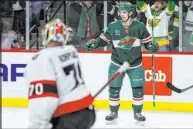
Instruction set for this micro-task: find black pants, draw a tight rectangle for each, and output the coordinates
[51,106,96,129]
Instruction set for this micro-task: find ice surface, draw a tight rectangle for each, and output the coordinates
[2,107,193,128]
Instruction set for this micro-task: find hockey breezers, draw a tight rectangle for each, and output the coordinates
[166,82,193,93]
[93,62,130,98]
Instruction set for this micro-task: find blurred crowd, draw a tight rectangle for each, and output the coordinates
[1,0,193,52]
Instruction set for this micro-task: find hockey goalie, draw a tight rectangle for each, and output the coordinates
[25,19,95,129]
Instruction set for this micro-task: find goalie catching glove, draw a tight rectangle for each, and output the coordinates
[84,39,98,51]
[147,41,159,53]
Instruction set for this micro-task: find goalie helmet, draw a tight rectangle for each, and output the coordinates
[41,19,67,48]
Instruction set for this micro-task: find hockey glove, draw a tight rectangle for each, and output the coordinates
[147,41,159,53]
[167,0,176,11]
[84,39,98,51]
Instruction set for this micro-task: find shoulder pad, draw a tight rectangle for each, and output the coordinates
[134,21,145,28]
[108,20,120,29]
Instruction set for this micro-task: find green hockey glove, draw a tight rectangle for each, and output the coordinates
[167,0,175,11]
[84,39,98,51]
[147,41,159,53]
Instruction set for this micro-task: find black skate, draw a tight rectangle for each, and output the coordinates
[134,112,146,126]
[105,112,118,125]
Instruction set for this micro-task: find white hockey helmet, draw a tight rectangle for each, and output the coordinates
[41,19,67,48]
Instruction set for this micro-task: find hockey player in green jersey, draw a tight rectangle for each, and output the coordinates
[84,3,159,124]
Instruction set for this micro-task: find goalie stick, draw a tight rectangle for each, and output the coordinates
[93,62,130,98]
[166,82,193,93]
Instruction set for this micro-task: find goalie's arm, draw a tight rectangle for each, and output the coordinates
[25,57,59,128]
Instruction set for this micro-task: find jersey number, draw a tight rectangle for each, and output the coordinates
[29,83,44,96]
[63,63,84,90]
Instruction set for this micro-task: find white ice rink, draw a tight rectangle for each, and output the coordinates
[2,107,193,128]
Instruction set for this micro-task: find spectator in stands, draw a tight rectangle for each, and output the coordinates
[96,1,118,32]
[12,1,26,45]
[66,1,81,34]
[67,1,103,49]
[136,0,177,51]
[183,1,193,51]
[66,27,81,49]
[166,1,179,51]
[77,1,101,40]
[1,30,21,49]
[31,1,43,27]
[0,1,15,33]
[0,0,16,43]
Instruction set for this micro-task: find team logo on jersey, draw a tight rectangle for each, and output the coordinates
[115,30,120,35]
[147,18,161,28]
[118,36,136,49]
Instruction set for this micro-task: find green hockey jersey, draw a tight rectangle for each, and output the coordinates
[96,20,152,67]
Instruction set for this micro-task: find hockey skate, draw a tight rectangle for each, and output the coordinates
[134,112,146,126]
[105,112,118,125]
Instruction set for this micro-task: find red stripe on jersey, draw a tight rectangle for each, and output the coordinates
[132,97,144,101]
[109,98,120,101]
[53,94,94,118]
[29,93,59,99]
[30,80,56,85]
[143,36,152,43]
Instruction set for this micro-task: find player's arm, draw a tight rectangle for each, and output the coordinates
[166,0,176,16]
[26,57,59,129]
[140,25,159,53]
[84,23,113,51]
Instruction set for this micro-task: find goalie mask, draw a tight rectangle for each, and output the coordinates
[41,19,67,48]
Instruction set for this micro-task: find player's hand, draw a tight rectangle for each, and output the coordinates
[167,0,175,10]
[147,41,159,53]
[84,39,98,52]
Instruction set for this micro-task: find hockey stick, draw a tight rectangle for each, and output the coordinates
[151,18,156,107]
[166,82,193,93]
[93,62,130,98]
